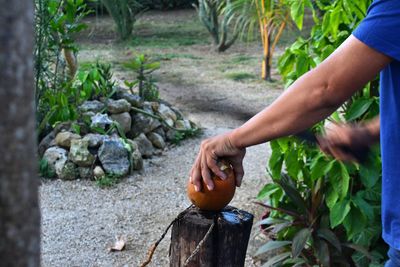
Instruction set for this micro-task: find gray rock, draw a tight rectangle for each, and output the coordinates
[130,113,161,137]
[90,113,113,130]
[38,131,55,157]
[143,102,154,113]
[175,119,192,130]
[149,101,160,112]
[82,111,95,122]
[55,131,81,148]
[69,139,95,167]
[79,100,105,113]
[116,91,143,108]
[98,139,130,176]
[110,112,131,133]
[164,118,174,127]
[134,133,154,157]
[147,132,166,149]
[166,129,178,142]
[171,106,184,120]
[82,133,106,148]
[53,122,72,135]
[126,139,139,151]
[158,103,177,122]
[78,167,92,179]
[59,161,78,180]
[131,149,143,171]
[42,147,68,177]
[93,166,105,179]
[153,127,166,140]
[107,99,131,114]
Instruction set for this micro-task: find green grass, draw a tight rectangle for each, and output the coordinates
[230,55,257,64]
[130,20,210,48]
[225,72,256,81]
[153,53,202,61]
[95,174,121,188]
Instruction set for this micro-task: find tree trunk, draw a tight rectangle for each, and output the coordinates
[0,0,41,266]
[169,206,253,267]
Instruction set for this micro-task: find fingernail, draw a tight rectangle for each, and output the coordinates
[207,184,214,191]
[195,185,200,192]
[220,173,227,180]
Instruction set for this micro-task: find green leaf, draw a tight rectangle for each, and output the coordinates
[257,183,280,200]
[261,252,291,267]
[292,228,311,258]
[359,162,380,188]
[352,194,374,221]
[343,206,367,240]
[326,186,339,209]
[330,199,351,228]
[290,0,305,30]
[345,98,373,121]
[310,155,334,181]
[278,174,308,213]
[339,162,350,199]
[317,228,342,252]
[255,241,291,256]
[285,149,300,178]
[314,237,330,267]
[342,243,373,260]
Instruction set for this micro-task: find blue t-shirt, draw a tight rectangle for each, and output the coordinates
[353,0,400,250]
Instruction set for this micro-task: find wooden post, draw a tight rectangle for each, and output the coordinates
[169,206,253,267]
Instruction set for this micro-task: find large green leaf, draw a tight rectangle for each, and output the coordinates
[314,237,330,267]
[352,193,374,221]
[345,98,374,121]
[317,228,342,252]
[278,174,308,213]
[330,199,351,228]
[255,240,291,256]
[257,183,280,200]
[292,228,311,258]
[261,252,291,267]
[290,0,305,30]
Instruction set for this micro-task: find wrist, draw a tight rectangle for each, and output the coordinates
[227,128,244,149]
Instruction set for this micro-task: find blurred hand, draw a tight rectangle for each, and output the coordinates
[317,123,372,162]
[189,132,246,192]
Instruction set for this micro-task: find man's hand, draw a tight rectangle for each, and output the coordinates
[318,118,380,162]
[189,133,246,192]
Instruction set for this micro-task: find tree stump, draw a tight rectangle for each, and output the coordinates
[169,206,253,267]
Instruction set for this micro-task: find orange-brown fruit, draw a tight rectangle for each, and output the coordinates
[187,161,236,211]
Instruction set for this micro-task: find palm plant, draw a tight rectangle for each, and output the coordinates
[100,0,143,40]
[229,0,290,81]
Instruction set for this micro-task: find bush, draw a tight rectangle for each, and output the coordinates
[256,0,387,266]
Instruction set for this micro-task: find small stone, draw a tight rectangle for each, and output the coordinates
[175,119,192,130]
[53,122,72,135]
[38,131,55,157]
[82,133,106,148]
[166,129,178,142]
[147,132,166,149]
[171,106,184,120]
[110,112,131,133]
[149,101,160,112]
[55,131,81,148]
[79,100,105,113]
[131,149,143,171]
[69,139,95,167]
[82,111,95,122]
[116,91,143,108]
[134,133,154,158]
[126,139,139,151]
[93,166,105,179]
[42,147,68,177]
[78,167,92,179]
[107,99,131,114]
[98,139,130,176]
[153,127,166,140]
[143,102,154,113]
[59,161,78,180]
[165,118,174,127]
[129,113,161,137]
[90,113,113,130]
[158,103,177,122]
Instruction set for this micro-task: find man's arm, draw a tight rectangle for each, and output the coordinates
[190,35,391,191]
[229,36,390,148]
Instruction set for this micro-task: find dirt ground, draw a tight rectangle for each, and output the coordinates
[40,9,289,266]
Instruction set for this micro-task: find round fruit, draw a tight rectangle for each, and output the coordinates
[187,161,236,211]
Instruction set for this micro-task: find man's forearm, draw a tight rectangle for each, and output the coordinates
[229,36,391,149]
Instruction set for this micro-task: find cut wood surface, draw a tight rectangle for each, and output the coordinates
[170,206,254,267]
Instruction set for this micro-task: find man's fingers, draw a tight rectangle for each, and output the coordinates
[201,155,214,191]
[232,162,244,187]
[206,157,227,180]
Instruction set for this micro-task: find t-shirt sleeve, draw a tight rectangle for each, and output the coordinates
[353,0,400,61]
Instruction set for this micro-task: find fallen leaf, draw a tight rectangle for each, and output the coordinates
[108,236,126,252]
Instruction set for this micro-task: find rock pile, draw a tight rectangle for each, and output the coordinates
[39,90,196,180]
